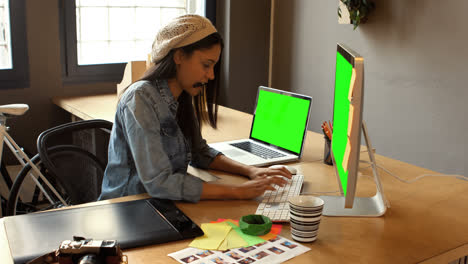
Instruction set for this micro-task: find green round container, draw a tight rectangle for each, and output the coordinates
[239,214,272,236]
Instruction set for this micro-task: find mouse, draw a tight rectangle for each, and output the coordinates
[268,164,297,175]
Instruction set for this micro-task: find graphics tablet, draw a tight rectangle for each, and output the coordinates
[3,198,203,264]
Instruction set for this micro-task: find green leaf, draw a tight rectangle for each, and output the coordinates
[340,0,375,29]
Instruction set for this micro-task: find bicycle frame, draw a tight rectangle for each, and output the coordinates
[0,116,68,206]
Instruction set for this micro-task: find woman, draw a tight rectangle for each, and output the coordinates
[99,14,291,202]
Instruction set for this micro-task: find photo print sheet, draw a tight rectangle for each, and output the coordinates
[168,236,310,264]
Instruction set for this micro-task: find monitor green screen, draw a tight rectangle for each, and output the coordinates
[332,51,353,196]
[251,89,311,154]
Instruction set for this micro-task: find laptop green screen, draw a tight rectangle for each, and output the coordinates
[250,89,311,154]
[332,51,353,196]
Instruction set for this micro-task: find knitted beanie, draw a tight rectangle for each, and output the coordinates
[151,14,217,64]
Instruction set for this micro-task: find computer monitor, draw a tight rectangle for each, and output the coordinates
[320,43,388,217]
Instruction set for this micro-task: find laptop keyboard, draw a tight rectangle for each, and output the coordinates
[230,141,286,159]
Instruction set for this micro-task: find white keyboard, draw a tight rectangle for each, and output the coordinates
[255,174,304,222]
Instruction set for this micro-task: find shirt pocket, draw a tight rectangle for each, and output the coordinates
[160,118,179,137]
[160,118,186,163]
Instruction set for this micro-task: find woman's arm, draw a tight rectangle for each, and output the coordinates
[208,154,292,181]
[200,176,284,200]
[208,154,252,177]
[188,110,288,181]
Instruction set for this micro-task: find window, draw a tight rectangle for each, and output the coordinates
[0,0,12,69]
[0,0,29,89]
[60,0,216,84]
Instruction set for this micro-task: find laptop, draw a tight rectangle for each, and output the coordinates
[210,86,312,167]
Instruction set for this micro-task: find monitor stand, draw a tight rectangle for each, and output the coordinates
[320,121,390,217]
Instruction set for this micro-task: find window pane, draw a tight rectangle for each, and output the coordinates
[135,8,160,40]
[109,0,135,7]
[78,41,109,65]
[187,0,206,14]
[160,7,186,23]
[0,7,5,43]
[0,0,12,69]
[108,41,135,63]
[75,0,205,66]
[109,7,135,41]
[135,40,151,61]
[0,45,11,69]
[78,0,108,7]
[135,0,185,8]
[78,7,108,41]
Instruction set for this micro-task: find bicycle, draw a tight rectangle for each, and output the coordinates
[0,104,68,216]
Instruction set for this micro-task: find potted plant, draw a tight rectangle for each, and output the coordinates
[338,0,376,29]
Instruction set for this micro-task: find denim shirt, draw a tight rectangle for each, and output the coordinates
[99,79,221,202]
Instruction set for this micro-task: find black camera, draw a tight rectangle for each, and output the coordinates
[57,236,127,264]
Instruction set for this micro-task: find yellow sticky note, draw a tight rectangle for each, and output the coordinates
[225,221,265,246]
[214,219,282,242]
[189,222,232,250]
[218,228,248,251]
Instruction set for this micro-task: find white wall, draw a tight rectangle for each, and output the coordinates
[271,0,467,175]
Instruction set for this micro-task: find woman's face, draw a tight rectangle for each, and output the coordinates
[174,43,221,96]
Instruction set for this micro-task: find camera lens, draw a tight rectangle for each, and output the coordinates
[78,254,102,264]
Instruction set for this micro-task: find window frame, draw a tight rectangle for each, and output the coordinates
[0,0,29,89]
[59,0,217,84]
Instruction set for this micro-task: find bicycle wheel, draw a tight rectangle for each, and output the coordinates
[6,153,68,216]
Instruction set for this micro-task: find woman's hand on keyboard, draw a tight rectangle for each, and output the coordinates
[247,166,292,181]
[234,176,287,199]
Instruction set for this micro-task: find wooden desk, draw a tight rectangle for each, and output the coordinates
[1,94,467,263]
[53,94,118,122]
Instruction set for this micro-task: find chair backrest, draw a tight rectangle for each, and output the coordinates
[37,119,112,205]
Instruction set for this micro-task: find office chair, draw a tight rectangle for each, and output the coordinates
[6,119,112,216]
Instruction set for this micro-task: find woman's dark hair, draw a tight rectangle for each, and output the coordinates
[135,32,223,140]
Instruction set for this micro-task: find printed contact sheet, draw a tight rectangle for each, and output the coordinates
[168,236,310,264]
